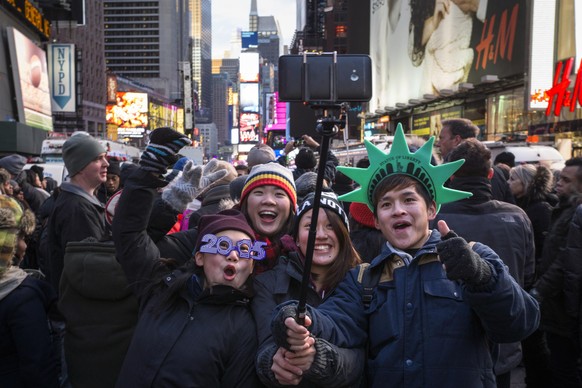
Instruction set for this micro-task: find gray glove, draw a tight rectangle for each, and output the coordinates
[436,230,492,286]
[161,159,228,212]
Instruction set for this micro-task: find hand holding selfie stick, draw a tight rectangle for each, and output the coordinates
[276,51,372,326]
[296,109,341,326]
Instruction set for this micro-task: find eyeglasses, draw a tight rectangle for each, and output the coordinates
[198,234,266,260]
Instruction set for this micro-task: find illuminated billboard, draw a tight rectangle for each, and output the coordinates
[239,83,259,112]
[149,101,179,130]
[6,27,53,131]
[106,92,149,128]
[239,112,260,143]
[265,92,287,131]
[239,52,260,82]
[369,0,526,111]
[241,31,258,48]
[529,0,556,110]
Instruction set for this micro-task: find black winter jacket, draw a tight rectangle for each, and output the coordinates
[536,200,579,337]
[0,273,58,388]
[515,196,553,270]
[565,205,582,349]
[46,183,109,294]
[113,168,260,388]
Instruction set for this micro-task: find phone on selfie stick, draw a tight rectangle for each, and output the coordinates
[278,52,372,326]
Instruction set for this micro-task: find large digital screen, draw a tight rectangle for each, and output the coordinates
[106,92,149,128]
[241,31,258,48]
[239,112,260,143]
[239,83,259,113]
[6,27,53,131]
[369,0,526,111]
[529,0,556,110]
[149,101,179,130]
[239,52,260,82]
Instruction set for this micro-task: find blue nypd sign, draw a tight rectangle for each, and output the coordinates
[48,43,76,112]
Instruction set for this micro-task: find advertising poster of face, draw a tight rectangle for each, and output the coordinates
[6,27,53,131]
[239,112,260,143]
[370,0,525,112]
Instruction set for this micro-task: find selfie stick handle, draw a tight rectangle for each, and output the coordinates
[296,111,339,326]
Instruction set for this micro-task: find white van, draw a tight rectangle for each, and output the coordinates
[484,142,566,171]
[24,163,69,186]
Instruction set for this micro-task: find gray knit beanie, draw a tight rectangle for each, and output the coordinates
[62,134,107,176]
[0,154,26,176]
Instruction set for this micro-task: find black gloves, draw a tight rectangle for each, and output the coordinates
[436,230,492,286]
[271,304,310,351]
[139,127,192,175]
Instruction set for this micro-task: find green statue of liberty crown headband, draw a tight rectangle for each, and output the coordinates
[337,123,472,213]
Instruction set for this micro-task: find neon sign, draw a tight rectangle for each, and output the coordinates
[544,57,582,117]
[2,0,51,39]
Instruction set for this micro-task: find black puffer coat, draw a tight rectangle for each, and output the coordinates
[0,273,58,388]
[113,168,259,388]
[536,200,579,337]
[46,183,109,294]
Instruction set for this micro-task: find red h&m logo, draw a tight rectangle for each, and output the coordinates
[545,58,582,117]
[475,4,519,70]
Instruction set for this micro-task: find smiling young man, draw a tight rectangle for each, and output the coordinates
[271,124,540,388]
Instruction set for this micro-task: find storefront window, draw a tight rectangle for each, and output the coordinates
[486,87,525,141]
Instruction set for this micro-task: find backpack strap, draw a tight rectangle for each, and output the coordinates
[357,263,382,309]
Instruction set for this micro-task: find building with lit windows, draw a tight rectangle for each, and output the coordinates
[191,0,213,122]
[103,0,190,101]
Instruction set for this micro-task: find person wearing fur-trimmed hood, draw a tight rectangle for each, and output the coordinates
[0,195,58,387]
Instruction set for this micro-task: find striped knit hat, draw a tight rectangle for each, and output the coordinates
[240,162,297,209]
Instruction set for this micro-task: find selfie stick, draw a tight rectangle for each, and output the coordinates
[296,108,341,326]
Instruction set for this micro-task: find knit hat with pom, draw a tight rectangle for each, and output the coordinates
[240,162,297,209]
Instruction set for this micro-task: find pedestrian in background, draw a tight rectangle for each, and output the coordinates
[0,195,58,388]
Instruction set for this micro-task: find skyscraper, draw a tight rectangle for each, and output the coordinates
[248,1,282,68]
[103,0,190,100]
[190,0,213,122]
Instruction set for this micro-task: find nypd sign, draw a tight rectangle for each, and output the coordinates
[48,44,76,112]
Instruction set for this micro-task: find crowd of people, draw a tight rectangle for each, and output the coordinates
[0,119,581,388]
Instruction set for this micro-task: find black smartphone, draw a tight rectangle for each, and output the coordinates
[278,53,372,103]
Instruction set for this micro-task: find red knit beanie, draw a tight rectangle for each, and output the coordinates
[349,202,376,229]
[195,209,256,251]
